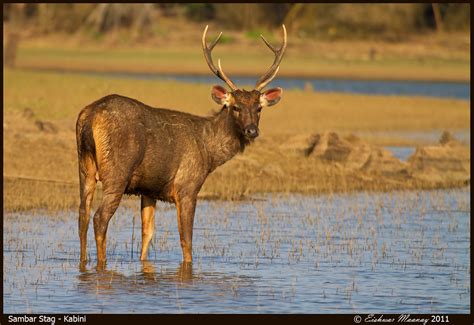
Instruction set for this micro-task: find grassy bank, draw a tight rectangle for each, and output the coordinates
[12,30,470,82]
[3,69,470,211]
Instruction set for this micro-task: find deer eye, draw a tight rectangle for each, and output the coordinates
[257,106,262,113]
[233,106,241,112]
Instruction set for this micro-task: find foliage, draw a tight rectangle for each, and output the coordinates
[3,3,469,41]
[185,3,215,22]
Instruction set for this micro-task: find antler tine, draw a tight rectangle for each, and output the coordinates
[209,32,222,51]
[217,59,237,91]
[255,67,280,92]
[255,24,287,91]
[260,34,277,52]
[202,25,238,91]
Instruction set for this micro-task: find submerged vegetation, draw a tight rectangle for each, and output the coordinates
[3,189,470,313]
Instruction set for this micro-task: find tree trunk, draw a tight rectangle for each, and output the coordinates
[83,3,153,36]
[432,3,443,32]
[4,4,24,68]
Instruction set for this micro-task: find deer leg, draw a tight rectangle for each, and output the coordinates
[177,261,193,281]
[78,156,97,262]
[140,195,156,261]
[175,194,197,263]
[93,190,124,265]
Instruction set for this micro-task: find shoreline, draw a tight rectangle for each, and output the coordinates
[15,64,471,84]
[3,176,470,213]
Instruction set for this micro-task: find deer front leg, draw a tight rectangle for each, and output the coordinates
[140,195,156,261]
[175,194,197,263]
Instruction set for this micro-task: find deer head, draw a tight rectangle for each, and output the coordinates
[202,25,287,140]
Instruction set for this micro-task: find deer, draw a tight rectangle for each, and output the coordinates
[76,25,287,266]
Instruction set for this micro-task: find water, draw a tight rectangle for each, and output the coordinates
[3,189,470,313]
[385,146,415,161]
[162,75,469,100]
[381,128,471,161]
[29,68,470,100]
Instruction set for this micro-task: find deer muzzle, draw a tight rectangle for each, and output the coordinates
[244,124,259,139]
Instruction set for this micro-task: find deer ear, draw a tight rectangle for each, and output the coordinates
[260,87,282,107]
[211,85,230,105]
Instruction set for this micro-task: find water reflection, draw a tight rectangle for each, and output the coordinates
[77,261,196,293]
[76,260,256,300]
[140,261,194,283]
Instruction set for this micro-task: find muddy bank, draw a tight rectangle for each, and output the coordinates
[408,131,470,183]
[298,131,470,185]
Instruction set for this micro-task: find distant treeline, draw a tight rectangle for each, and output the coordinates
[4,3,470,40]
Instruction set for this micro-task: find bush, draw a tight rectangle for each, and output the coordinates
[185,4,215,22]
[443,3,470,31]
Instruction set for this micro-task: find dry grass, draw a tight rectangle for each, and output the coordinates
[4,69,469,127]
[3,69,470,211]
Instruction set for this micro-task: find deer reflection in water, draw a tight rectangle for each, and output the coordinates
[76,261,255,298]
[77,261,194,294]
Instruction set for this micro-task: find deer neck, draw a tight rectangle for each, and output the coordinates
[204,107,246,171]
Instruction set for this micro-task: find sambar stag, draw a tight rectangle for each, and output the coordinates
[76,25,287,265]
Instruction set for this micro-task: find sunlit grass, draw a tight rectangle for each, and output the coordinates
[4,69,469,127]
[14,33,470,82]
[3,69,470,211]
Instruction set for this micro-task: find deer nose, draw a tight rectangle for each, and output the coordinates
[244,125,259,138]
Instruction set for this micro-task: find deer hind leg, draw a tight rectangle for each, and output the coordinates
[140,195,156,261]
[174,192,197,263]
[93,185,125,266]
[78,154,97,263]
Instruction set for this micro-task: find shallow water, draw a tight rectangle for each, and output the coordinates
[27,68,470,100]
[385,146,415,161]
[129,73,470,100]
[3,189,470,313]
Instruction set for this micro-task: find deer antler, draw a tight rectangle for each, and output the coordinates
[202,25,238,91]
[255,25,287,91]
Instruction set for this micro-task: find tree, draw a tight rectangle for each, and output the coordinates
[4,3,25,68]
[83,3,154,36]
[431,3,443,32]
